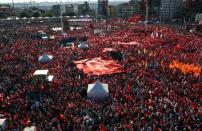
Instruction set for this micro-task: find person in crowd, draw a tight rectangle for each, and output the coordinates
[0,18,201,130]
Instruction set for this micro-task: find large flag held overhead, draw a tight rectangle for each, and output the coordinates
[74,57,125,75]
[169,60,201,77]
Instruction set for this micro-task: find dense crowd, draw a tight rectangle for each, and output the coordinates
[0,19,201,130]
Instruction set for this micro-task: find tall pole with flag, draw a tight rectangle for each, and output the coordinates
[12,0,15,29]
[60,0,64,35]
[145,0,149,31]
[102,0,108,32]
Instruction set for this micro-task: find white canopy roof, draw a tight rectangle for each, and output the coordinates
[0,118,6,126]
[87,80,109,99]
[49,35,55,39]
[64,43,74,49]
[38,54,53,63]
[42,36,48,39]
[23,126,37,131]
[51,27,63,31]
[47,75,54,82]
[78,42,89,49]
[68,18,92,22]
[33,70,49,76]
[38,30,46,34]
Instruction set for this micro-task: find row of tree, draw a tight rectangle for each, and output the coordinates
[19,8,53,18]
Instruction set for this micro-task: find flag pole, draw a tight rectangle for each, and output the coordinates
[60,0,64,35]
[12,0,15,29]
[145,0,149,31]
[105,0,108,33]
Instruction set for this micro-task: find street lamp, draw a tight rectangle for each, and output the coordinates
[12,0,15,29]
[138,0,149,31]
[145,0,149,31]
[12,0,14,9]
[60,0,64,35]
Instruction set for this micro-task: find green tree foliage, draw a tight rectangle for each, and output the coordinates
[63,12,76,16]
[32,11,40,17]
[41,11,53,17]
[19,11,31,18]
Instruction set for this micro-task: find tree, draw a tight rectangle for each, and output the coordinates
[32,11,40,17]
[41,11,53,17]
[63,12,76,16]
[20,11,30,18]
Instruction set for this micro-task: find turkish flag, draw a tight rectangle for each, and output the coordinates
[74,57,125,75]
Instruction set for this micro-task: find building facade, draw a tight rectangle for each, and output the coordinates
[78,1,90,16]
[98,0,108,18]
[159,0,199,22]
[196,0,202,13]
[115,0,139,18]
[65,4,75,16]
[159,0,182,20]
[51,4,61,16]
[0,4,12,18]
[108,5,116,18]
[148,0,161,17]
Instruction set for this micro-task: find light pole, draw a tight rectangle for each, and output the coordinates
[12,0,15,29]
[60,0,64,35]
[12,0,14,9]
[103,0,108,33]
[138,0,149,31]
[145,0,149,31]
[182,0,187,30]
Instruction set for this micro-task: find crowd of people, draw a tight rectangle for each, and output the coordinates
[0,18,201,130]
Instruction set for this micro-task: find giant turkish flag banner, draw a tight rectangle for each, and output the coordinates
[74,57,125,75]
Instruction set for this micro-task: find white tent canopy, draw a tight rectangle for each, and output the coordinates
[33,70,49,76]
[46,75,54,82]
[51,27,63,32]
[0,118,6,130]
[38,30,45,34]
[23,126,37,131]
[38,54,53,63]
[49,35,55,39]
[78,42,89,49]
[87,80,109,100]
[41,36,48,40]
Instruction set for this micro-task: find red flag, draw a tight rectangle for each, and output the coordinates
[99,123,107,131]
